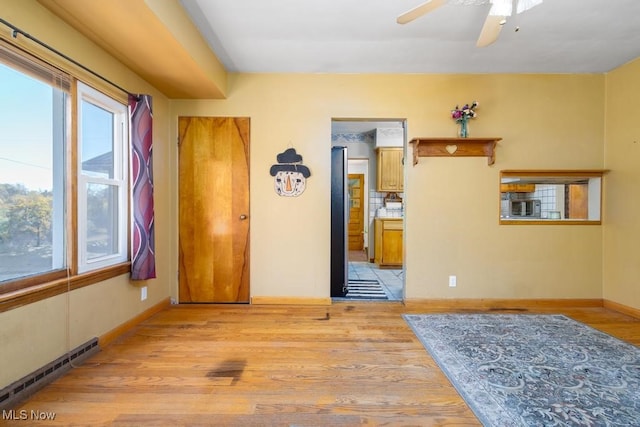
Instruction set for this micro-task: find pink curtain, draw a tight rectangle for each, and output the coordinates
[129,94,156,280]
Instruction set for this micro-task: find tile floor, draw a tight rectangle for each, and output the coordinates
[345,261,404,301]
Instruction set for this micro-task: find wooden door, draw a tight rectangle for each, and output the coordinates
[178,117,250,303]
[348,174,364,250]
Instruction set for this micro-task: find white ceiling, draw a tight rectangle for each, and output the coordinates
[181,0,640,74]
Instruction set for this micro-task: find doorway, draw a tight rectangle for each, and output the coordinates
[330,118,406,301]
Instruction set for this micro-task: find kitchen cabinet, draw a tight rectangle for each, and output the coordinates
[500,183,535,193]
[374,218,403,267]
[376,148,403,192]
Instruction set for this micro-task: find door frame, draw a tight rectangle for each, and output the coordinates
[330,118,408,301]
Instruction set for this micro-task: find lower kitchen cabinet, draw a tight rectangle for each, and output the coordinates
[374,218,403,267]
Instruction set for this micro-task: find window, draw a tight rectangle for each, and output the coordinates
[77,82,129,273]
[500,170,607,225]
[0,44,69,283]
[0,41,130,298]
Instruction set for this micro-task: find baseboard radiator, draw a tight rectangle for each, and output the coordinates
[0,337,99,410]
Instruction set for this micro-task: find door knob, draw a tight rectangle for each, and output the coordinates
[239,214,248,220]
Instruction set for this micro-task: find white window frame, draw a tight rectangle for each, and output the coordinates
[77,82,129,273]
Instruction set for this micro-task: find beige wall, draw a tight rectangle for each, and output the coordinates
[0,0,174,386]
[603,58,640,310]
[171,73,606,302]
[4,0,637,392]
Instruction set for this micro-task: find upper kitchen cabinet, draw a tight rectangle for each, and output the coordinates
[500,183,536,193]
[376,147,404,192]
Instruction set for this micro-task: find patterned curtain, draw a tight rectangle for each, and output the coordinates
[129,94,156,280]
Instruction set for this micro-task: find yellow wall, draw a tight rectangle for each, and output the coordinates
[0,0,174,386]
[170,73,606,302]
[603,58,640,310]
[4,0,635,392]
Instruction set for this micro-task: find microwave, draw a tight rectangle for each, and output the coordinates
[509,199,541,218]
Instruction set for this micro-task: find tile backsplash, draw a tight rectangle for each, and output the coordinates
[532,185,559,218]
[370,190,404,218]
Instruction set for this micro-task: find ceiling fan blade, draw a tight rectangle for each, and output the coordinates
[396,0,447,25]
[476,14,505,47]
[516,0,543,14]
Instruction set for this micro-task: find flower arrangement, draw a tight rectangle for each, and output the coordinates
[451,101,478,121]
[451,101,478,138]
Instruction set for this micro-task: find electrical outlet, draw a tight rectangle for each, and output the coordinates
[141,286,148,301]
[448,275,457,287]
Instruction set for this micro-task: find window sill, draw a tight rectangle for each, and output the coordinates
[0,262,131,313]
[500,219,602,225]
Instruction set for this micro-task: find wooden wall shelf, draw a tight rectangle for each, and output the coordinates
[409,137,502,166]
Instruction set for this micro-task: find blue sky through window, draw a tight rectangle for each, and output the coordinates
[1,62,114,190]
[0,63,53,191]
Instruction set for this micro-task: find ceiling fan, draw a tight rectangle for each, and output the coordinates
[397,0,543,47]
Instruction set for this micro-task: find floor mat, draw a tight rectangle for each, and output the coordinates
[345,279,388,300]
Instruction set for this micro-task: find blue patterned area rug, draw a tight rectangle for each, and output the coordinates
[403,314,640,426]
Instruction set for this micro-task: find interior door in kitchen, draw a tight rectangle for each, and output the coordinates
[178,117,250,303]
[348,174,364,250]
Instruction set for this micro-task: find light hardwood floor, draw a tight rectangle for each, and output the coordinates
[6,302,640,426]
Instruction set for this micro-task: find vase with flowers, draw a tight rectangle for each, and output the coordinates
[451,101,478,138]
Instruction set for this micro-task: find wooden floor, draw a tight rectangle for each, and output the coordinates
[7,302,640,426]
[348,249,368,262]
